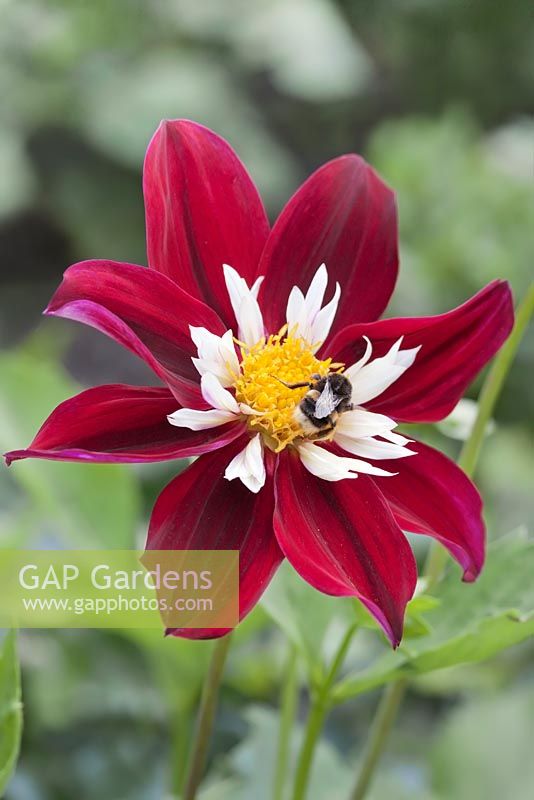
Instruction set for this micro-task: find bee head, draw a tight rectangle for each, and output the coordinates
[327,372,352,400]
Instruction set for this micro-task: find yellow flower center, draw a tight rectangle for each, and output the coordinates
[233,330,337,452]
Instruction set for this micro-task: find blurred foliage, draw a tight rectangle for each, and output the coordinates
[0,633,21,797]
[0,0,533,798]
[0,349,140,549]
[369,112,534,314]
[431,684,534,800]
[262,561,355,684]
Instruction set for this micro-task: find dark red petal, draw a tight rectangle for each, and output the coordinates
[375,439,485,582]
[328,281,514,422]
[259,155,398,337]
[46,260,227,407]
[273,449,417,646]
[146,440,282,639]
[143,119,270,327]
[4,384,245,465]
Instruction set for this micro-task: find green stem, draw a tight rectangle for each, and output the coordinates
[348,283,533,800]
[274,646,299,800]
[170,705,192,796]
[324,624,358,691]
[293,624,358,800]
[425,281,534,587]
[292,694,329,800]
[459,282,534,477]
[350,680,408,800]
[183,633,233,800]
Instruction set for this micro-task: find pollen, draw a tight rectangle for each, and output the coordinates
[233,330,335,452]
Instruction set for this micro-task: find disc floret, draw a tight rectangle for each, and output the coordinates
[234,330,334,451]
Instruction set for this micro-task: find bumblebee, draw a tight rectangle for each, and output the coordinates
[278,372,353,439]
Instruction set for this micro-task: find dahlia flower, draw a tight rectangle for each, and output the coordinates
[5,120,513,645]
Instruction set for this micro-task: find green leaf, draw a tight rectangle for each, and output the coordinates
[0,351,139,547]
[352,591,440,640]
[333,530,534,702]
[432,685,534,800]
[402,612,433,639]
[407,594,440,614]
[0,632,22,796]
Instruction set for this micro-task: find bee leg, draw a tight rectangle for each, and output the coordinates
[272,376,311,390]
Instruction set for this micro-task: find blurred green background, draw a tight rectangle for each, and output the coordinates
[0,1,533,798]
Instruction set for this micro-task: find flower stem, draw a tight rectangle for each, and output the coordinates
[273,646,299,800]
[425,281,534,587]
[293,624,357,800]
[348,283,533,800]
[459,282,534,477]
[183,633,233,800]
[324,624,359,690]
[292,693,328,800]
[349,680,408,800]
[170,706,193,796]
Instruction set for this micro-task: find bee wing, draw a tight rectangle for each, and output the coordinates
[313,381,341,418]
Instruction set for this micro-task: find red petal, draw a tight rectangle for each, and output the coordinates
[46,260,226,407]
[4,384,245,465]
[273,449,416,646]
[143,120,270,327]
[328,281,514,422]
[146,440,282,639]
[259,155,398,337]
[375,439,485,582]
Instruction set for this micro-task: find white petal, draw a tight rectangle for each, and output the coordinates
[350,363,404,406]
[350,338,421,405]
[304,263,328,320]
[285,264,341,347]
[251,275,264,299]
[298,443,357,481]
[192,357,224,376]
[239,403,265,416]
[286,286,307,337]
[310,282,341,350]
[335,408,397,439]
[344,337,373,381]
[201,373,240,413]
[167,408,236,431]
[189,327,240,386]
[189,325,208,350]
[223,263,265,346]
[341,458,397,476]
[223,263,247,315]
[237,292,264,347]
[297,442,396,481]
[382,430,412,446]
[224,435,266,493]
[395,346,421,368]
[335,433,415,460]
[219,329,241,372]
